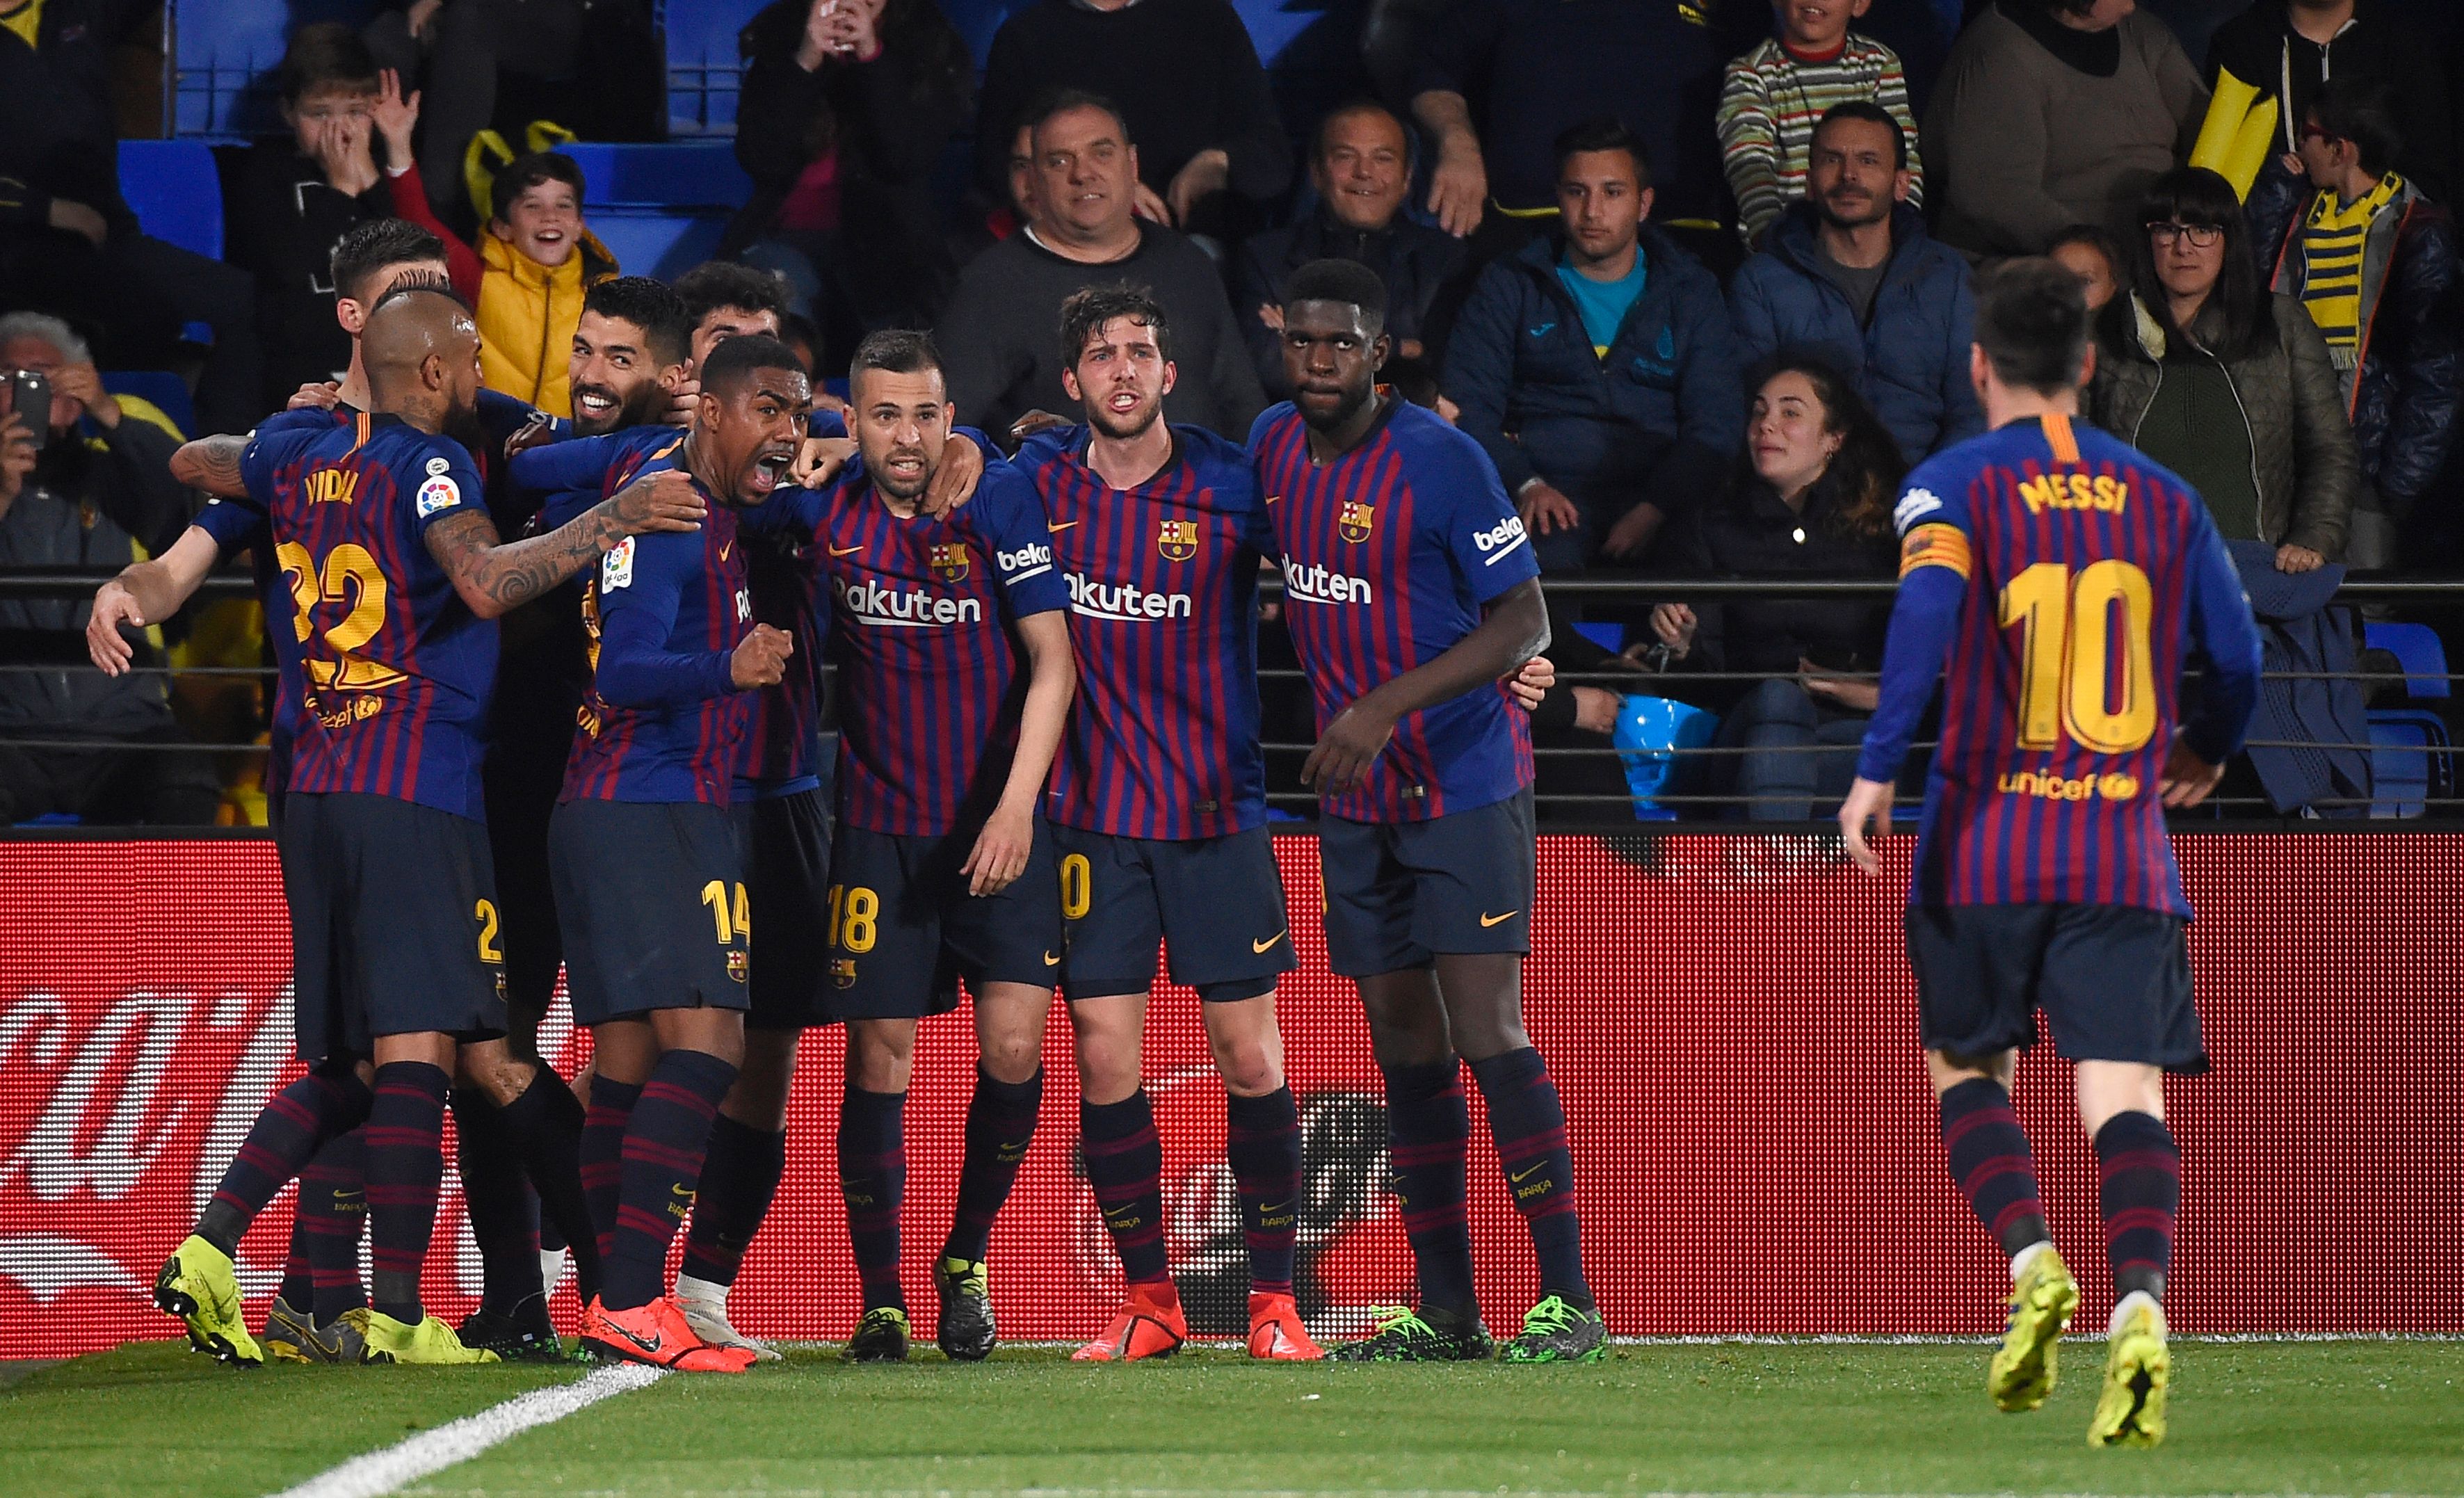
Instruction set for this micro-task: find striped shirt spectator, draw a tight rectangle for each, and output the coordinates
[1719,31,1923,247]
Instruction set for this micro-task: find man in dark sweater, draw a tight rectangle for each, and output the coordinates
[1231,102,1466,399]
[972,0,1289,237]
[936,92,1266,444]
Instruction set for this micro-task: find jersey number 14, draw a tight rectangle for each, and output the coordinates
[1997,560,2157,755]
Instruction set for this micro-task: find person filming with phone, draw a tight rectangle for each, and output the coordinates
[0,312,220,828]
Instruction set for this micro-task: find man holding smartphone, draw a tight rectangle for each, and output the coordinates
[0,311,220,827]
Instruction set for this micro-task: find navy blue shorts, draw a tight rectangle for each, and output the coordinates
[549,798,750,1028]
[1053,823,1294,1003]
[825,819,1061,1022]
[1906,903,2207,1074]
[277,792,506,1061]
[735,787,833,1031]
[1317,788,1535,978]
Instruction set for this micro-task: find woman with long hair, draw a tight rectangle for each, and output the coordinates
[1645,355,1906,821]
[2091,166,2357,572]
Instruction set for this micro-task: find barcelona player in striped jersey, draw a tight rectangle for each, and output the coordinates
[147,284,705,1368]
[752,330,1073,1362]
[1002,284,1315,1362]
[549,334,809,1372]
[1839,261,2262,1448]
[1252,259,1602,1364]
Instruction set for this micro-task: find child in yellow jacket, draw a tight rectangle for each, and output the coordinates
[474,152,618,417]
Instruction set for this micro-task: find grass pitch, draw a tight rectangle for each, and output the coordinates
[3,1339,2458,1498]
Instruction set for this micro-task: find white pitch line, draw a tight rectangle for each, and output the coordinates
[267,1361,667,1498]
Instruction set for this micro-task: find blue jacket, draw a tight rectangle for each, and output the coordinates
[2228,539,2372,816]
[1442,228,1742,521]
[1727,202,1983,465]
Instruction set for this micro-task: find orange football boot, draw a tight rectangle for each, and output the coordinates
[581,1296,758,1372]
[1246,1291,1323,1360]
[1072,1280,1189,1362]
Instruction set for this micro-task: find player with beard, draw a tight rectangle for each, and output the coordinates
[551,334,805,1371]
[152,285,704,1366]
[1253,259,1604,1364]
[1004,284,1312,1362]
[92,223,508,1364]
[750,330,1072,1362]
[442,275,700,1358]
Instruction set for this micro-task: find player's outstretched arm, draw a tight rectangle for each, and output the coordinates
[1839,562,1966,874]
[961,609,1074,898]
[423,468,707,620]
[1303,577,1549,796]
[86,525,224,675]
[169,435,251,498]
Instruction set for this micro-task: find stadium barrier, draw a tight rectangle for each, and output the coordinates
[1,830,2455,1358]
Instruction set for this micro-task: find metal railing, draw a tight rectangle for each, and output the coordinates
[3,569,2456,828]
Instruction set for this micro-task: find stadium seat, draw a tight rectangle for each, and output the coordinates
[2359,622,2454,816]
[171,0,372,138]
[558,143,754,280]
[663,0,772,135]
[1572,622,1623,654]
[2363,621,2451,700]
[102,372,197,440]
[118,141,225,261]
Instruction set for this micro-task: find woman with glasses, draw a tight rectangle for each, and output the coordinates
[2090,166,2356,574]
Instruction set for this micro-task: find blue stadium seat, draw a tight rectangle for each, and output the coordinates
[561,142,754,280]
[1572,622,1623,654]
[172,0,374,138]
[663,0,772,135]
[102,371,196,439]
[118,141,225,261]
[2360,622,2454,816]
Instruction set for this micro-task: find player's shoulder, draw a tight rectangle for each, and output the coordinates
[1013,424,1086,474]
[958,456,1049,536]
[476,389,543,440]
[1246,401,1302,453]
[1173,424,1262,496]
[1384,402,1506,501]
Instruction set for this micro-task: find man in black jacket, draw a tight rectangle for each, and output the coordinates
[0,312,216,826]
[0,0,263,437]
[1230,102,1466,401]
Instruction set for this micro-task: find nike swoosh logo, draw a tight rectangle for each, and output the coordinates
[1264,494,1280,504]
[1479,910,1519,928]
[1253,930,1287,953]
[1508,1162,1545,1182]
[608,1321,664,1355]
[828,545,864,557]
[1049,521,1078,532]
[720,542,732,559]
[1044,951,1060,966]
[670,1184,696,1200]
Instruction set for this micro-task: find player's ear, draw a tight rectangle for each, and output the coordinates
[1969,343,1992,404]
[1159,359,1177,397]
[1061,367,1081,403]
[336,299,364,337]
[2076,342,2097,388]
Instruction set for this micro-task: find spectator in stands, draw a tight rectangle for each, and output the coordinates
[1642,356,1902,821]
[1443,119,1742,572]
[1923,0,2206,259]
[0,312,216,828]
[972,0,1289,238]
[227,26,403,411]
[423,151,617,418]
[667,260,793,417]
[2205,0,2450,200]
[2048,223,2127,312]
[1728,102,1980,464]
[935,91,1264,443]
[1718,0,1924,249]
[1230,102,1465,401]
[364,0,662,231]
[723,0,974,367]
[0,0,262,437]
[2246,78,2459,567]
[2092,167,2358,572]
[1409,0,1729,254]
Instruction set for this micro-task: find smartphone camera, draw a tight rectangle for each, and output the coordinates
[4,370,51,453]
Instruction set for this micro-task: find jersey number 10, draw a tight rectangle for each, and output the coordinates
[1997,560,2157,755]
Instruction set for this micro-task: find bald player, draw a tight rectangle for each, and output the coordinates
[151,286,704,1367]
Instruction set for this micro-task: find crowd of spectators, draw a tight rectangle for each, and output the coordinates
[1,0,2460,825]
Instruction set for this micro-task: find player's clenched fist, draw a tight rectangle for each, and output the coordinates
[609,468,707,533]
[731,624,794,689]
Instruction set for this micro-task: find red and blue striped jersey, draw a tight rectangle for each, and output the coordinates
[758,458,1068,836]
[201,408,353,770]
[1017,424,1273,839]
[236,411,497,821]
[1248,398,1540,823]
[1858,412,2262,916]
[560,441,753,806]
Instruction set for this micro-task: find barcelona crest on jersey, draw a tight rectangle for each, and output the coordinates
[1157,517,1200,561]
[929,542,971,583]
[1338,500,1375,544]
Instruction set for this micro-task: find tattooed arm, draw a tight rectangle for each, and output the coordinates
[170,435,251,498]
[423,467,707,619]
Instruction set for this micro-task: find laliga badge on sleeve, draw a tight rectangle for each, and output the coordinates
[415,474,461,518]
[604,536,636,590]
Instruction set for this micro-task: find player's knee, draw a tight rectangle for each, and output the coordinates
[979,1029,1042,1086]
[849,1023,915,1092]
[1212,1038,1284,1097]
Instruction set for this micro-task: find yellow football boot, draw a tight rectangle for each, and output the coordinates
[154,1234,263,1367]
[1988,1242,2078,1412]
[2089,1293,2170,1448]
[343,1307,501,1364]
